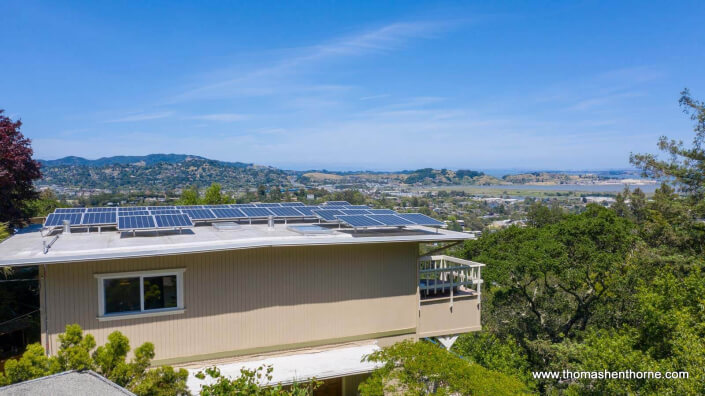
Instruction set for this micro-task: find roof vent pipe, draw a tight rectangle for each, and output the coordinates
[267,215,274,230]
[62,220,71,234]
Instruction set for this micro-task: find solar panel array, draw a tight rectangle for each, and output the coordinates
[43,201,445,231]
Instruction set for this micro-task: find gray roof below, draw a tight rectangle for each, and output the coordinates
[0,370,135,396]
[0,222,471,267]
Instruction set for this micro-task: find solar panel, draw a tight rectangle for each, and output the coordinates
[280,202,305,207]
[81,212,117,225]
[210,208,246,219]
[254,203,282,208]
[319,205,348,210]
[231,204,257,208]
[366,214,415,226]
[203,205,231,209]
[294,206,320,216]
[45,213,83,227]
[241,207,274,217]
[118,207,146,212]
[366,209,397,215]
[313,209,345,221]
[176,205,204,209]
[324,201,351,206]
[182,209,216,220]
[397,213,445,226]
[117,215,155,230]
[345,205,371,209]
[341,209,372,215]
[154,214,193,228]
[55,208,86,213]
[149,209,182,215]
[85,207,116,212]
[118,210,150,217]
[336,215,384,228]
[147,206,175,210]
[268,207,304,217]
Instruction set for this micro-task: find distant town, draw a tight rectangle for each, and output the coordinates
[34,154,658,234]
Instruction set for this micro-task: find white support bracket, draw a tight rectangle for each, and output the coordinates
[437,334,459,350]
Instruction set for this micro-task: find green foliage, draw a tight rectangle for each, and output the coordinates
[464,205,636,344]
[22,189,67,218]
[0,222,9,241]
[330,189,366,205]
[630,89,705,214]
[0,324,189,396]
[358,340,530,395]
[526,201,564,227]
[178,185,200,205]
[195,365,320,395]
[203,183,233,204]
[453,332,535,390]
[130,366,190,396]
[53,324,96,372]
[0,343,52,386]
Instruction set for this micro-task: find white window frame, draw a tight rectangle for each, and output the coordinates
[95,268,185,321]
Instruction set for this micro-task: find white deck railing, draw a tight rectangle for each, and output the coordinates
[418,255,484,307]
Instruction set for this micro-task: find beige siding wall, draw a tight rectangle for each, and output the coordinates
[417,296,481,338]
[40,243,418,363]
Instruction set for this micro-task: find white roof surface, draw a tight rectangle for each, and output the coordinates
[183,342,381,394]
[0,223,471,266]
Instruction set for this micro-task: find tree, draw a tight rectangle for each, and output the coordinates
[203,183,231,204]
[23,189,67,218]
[0,110,42,225]
[0,222,9,241]
[178,185,200,205]
[52,324,96,372]
[332,190,365,205]
[358,340,529,395]
[195,365,320,395]
[464,205,636,345]
[268,186,282,202]
[453,332,536,391]
[526,201,564,228]
[630,89,705,213]
[0,324,189,395]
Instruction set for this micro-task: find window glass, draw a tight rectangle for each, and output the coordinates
[143,275,178,310]
[104,277,140,314]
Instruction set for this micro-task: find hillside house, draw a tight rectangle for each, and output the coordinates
[0,202,484,395]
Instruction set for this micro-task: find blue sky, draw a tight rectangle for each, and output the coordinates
[2,1,704,171]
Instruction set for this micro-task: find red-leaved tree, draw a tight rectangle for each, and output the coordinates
[0,110,41,225]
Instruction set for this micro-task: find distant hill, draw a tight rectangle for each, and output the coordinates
[299,168,502,186]
[38,155,290,191]
[39,154,623,191]
[39,154,250,168]
[502,172,606,185]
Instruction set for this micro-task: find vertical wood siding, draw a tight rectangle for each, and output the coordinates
[41,243,418,362]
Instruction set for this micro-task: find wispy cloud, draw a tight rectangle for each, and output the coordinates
[105,111,174,123]
[187,113,249,122]
[568,91,645,111]
[170,21,449,102]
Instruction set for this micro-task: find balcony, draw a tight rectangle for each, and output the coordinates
[417,255,484,338]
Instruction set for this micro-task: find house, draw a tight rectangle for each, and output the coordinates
[0,202,484,395]
[0,370,135,396]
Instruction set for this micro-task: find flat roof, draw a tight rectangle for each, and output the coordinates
[0,222,471,267]
[183,342,381,393]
